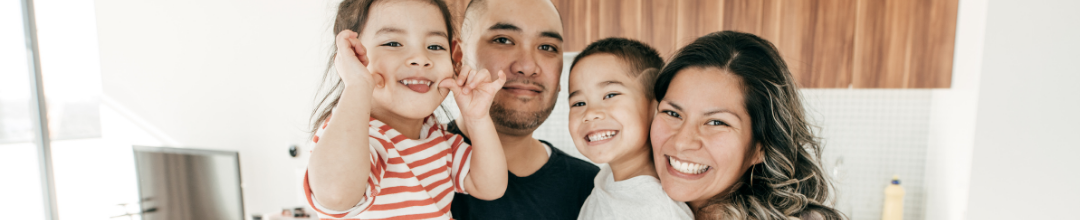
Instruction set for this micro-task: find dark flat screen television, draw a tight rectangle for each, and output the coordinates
[133,146,245,220]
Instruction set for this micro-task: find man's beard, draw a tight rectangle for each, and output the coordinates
[489,96,557,132]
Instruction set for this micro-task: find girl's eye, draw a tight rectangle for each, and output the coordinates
[382,42,402,47]
[571,101,585,107]
[493,37,513,45]
[428,45,446,51]
[603,93,618,99]
[662,110,680,119]
[706,120,728,126]
[539,44,558,52]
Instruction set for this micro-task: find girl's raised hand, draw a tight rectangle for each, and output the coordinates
[334,30,379,89]
[440,65,506,120]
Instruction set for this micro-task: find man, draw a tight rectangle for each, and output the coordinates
[448,0,599,219]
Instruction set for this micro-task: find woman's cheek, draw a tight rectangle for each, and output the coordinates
[650,118,670,151]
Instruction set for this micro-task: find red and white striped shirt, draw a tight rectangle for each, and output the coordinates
[304,115,472,220]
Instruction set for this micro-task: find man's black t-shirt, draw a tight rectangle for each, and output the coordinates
[446,122,600,220]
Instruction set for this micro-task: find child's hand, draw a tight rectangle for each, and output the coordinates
[334,30,380,89]
[440,65,507,120]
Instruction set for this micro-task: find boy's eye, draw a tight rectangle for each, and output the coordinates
[493,37,513,45]
[428,45,446,51]
[571,101,585,107]
[603,93,619,99]
[662,110,680,119]
[382,42,402,47]
[706,120,728,126]
[539,44,558,52]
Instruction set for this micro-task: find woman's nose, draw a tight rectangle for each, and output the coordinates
[671,124,701,151]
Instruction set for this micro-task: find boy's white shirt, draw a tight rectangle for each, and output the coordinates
[577,164,694,220]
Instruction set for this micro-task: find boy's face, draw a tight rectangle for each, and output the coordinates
[360,0,454,119]
[567,54,656,164]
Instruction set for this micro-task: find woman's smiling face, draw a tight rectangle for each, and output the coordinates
[650,66,761,209]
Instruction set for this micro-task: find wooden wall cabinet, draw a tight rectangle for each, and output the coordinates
[446,0,957,88]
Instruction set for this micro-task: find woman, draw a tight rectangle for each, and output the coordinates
[649,31,844,220]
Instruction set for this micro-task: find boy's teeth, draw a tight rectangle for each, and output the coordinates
[586,131,617,142]
[668,156,710,175]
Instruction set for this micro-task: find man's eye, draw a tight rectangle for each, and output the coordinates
[493,37,513,45]
[603,93,618,99]
[662,110,680,118]
[428,45,446,51]
[539,44,558,52]
[382,42,402,47]
[571,101,585,107]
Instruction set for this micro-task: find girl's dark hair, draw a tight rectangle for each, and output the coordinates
[654,31,844,220]
[310,0,455,134]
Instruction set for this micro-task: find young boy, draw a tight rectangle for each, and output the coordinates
[567,38,693,220]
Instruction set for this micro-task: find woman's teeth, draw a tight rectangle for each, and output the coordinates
[400,79,432,86]
[669,156,710,175]
[586,131,617,142]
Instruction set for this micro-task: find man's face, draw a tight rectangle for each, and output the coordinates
[461,0,564,136]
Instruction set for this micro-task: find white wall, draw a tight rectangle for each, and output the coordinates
[966,0,1080,219]
[94,0,339,217]
[923,0,988,219]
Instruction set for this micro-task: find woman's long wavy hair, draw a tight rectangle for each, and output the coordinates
[309,0,455,134]
[654,31,844,220]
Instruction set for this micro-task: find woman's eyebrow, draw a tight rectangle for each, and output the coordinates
[704,109,741,120]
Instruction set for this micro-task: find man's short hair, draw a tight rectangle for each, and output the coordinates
[460,0,487,40]
[570,38,665,99]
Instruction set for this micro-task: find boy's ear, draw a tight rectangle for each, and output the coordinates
[451,38,463,73]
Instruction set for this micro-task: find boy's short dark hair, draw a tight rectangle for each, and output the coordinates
[570,38,665,99]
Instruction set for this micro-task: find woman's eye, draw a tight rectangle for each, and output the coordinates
[493,37,513,45]
[381,42,402,47]
[571,101,585,107]
[706,120,728,126]
[427,45,446,51]
[603,93,618,99]
[539,44,558,52]
[662,110,680,118]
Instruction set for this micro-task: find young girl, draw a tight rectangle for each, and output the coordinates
[567,38,693,220]
[304,0,508,219]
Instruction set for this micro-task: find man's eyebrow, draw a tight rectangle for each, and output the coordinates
[488,23,521,32]
[375,27,405,35]
[541,31,563,42]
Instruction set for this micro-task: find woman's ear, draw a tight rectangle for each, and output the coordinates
[751,142,765,165]
[451,38,463,73]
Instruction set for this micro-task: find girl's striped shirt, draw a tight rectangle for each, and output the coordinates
[304,115,472,220]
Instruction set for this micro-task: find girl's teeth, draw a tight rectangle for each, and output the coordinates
[669,157,709,174]
[401,80,431,86]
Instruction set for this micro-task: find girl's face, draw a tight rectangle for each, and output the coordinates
[360,0,454,119]
[567,54,655,164]
[650,67,761,209]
